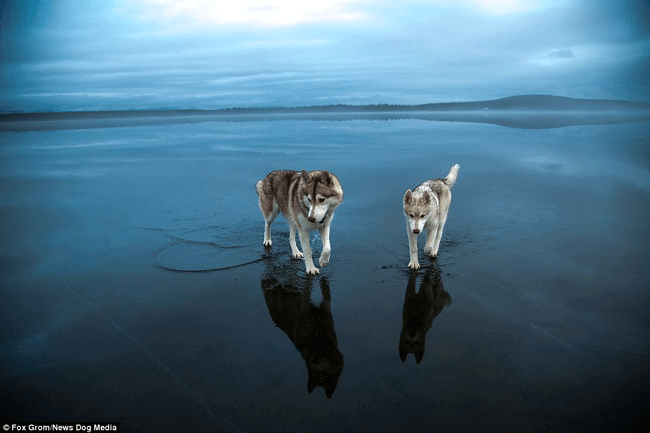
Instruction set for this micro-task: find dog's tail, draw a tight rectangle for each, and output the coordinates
[443,164,460,188]
[255,180,263,196]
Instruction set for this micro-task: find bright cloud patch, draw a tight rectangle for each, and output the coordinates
[135,0,364,26]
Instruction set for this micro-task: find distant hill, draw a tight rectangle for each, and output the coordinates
[415,95,650,112]
[218,94,650,114]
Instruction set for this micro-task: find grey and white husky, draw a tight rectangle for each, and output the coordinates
[403,164,460,269]
[256,170,344,274]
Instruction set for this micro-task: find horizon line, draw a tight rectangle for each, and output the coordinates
[2,94,650,117]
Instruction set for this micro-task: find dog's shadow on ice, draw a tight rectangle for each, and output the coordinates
[399,263,452,364]
[261,257,344,398]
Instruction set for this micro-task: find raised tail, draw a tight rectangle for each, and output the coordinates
[255,179,263,196]
[443,164,460,187]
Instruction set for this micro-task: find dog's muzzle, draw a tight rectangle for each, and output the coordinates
[308,211,328,224]
[308,216,327,224]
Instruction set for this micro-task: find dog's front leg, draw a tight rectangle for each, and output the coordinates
[424,222,438,257]
[432,213,448,257]
[318,223,331,267]
[289,228,304,259]
[298,229,319,274]
[407,223,420,269]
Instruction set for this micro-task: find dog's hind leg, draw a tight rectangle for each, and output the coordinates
[262,202,279,247]
[318,223,331,267]
[289,227,304,259]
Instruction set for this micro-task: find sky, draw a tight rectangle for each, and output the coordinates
[1,0,649,112]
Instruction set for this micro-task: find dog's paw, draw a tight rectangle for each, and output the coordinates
[408,261,421,270]
[319,252,330,267]
[263,239,272,247]
[291,251,304,259]
[305,266,320,275]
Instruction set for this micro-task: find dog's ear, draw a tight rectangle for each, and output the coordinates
[403,190,413,205]
[301,170,310,182]
[320,171,331,186]
[420,191,431,205]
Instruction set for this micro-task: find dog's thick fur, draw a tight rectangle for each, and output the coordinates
[403,164,459,269]
[257,169,343,274]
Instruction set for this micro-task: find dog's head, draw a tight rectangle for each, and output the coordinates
[300,170,343,223]
[403,189,432,234]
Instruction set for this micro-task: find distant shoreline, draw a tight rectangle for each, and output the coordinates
[1,95,649,131]
[1,95,649,119]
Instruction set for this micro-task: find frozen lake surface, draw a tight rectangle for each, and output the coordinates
[1,113,649,431]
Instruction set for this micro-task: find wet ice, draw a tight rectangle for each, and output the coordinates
[1,112,649,432]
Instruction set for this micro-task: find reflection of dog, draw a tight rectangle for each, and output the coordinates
[403,164,459,269]
[399,268,451,364]
[257,170,344,274]
[262,275,344,398]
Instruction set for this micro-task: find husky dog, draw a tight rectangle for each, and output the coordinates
[256,170,344,275]
[403,164,460,269]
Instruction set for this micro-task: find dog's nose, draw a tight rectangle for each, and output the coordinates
[308,216,316,223]
[413,229,420,234]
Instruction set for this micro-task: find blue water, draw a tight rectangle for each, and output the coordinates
[1,114,649,432]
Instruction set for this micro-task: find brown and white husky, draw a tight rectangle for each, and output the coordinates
[403,164,459,269]
[256,170,344,274]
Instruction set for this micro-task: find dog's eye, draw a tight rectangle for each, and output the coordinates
[317,197,325,204]
[420,214,425,218]
[409,213,414,218]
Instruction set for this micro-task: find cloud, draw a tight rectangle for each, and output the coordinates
[129,0,365,27]
[453,0,558,14]
[548,48,575,59]
[1,0,649,112]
